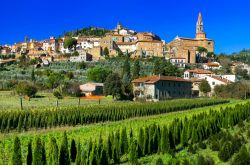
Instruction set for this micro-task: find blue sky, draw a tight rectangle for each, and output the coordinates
[1,0,250,54]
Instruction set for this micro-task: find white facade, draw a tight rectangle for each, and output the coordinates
[184,69,215,79]
[201,75,231,93]
[203,62,222,70]
[170,58,186,68]
[221,75,237,82]
[117,43,136,53]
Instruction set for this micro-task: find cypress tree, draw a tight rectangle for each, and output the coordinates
[33,137,46,165]
[129,138,138,165]
[75,142,81,165]
[161,126,170,154]
[70,139,77,162]
[27,140,32,165]
[48,137,58,165]
[132,59,140,79]
[100,148,109,165]
[59,132,70,165]
[12,137,22,165]
[120,127,128,155]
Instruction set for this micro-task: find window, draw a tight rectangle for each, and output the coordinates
[212,82,215,85]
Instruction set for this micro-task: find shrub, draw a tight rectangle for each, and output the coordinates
[198,142,207,149]
[231,145,250,165]
[155,158,164,165]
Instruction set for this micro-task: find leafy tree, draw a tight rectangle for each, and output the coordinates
[16,81,37,98]
[199,80,211,96]
[46,72,64,89]
[104,73,123,99]
[33,137,46,165]
[86,66,111,83]
[103,47,109,57]
[132,59,140,79]
[27,140,32,165]
[70,139,77,162]
[12,137,22,165]
[59,132,70,165]
[64,37,77,50]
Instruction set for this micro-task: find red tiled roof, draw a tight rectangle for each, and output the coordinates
[205,63,220,67]
[185,68,214,74]
[132,75,191,84]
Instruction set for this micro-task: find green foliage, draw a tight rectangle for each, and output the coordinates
[33,137,46,165]
[16,81,37,97]
[0,99,228,132]
[48,137,59,165]
[59,132,70,165]
[12,137,22,165]
[77,61,86,69]
[132,59,140,79]
[153,58,182,76]
[199,80,211,96]
[27,140,33,165]
[100,148,109,165]
[104,73,123,99]
[218,141,233,162]
[231,145,250,165]
[103,47,109,57]
[129,138,138,165]
[64,37,77,50]
[87,66,111,83]
[70,139,77,162]
[46,72,64,89]
[64,27,109,37]
[214,81,250,99]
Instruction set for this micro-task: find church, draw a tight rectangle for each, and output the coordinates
[167,13,214,64]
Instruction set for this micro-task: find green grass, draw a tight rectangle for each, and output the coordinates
[0,99,246,164]
[0,91,115,110]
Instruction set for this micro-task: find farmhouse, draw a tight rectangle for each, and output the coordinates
[132,75,192,101]
[80,83,104,96]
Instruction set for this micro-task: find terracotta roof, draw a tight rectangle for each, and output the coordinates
[132,75,191,84]
[205,63,220,67]
[116,42,136,45]
[136,40,162,43]
[207,75,232,84]
[170,57,186,59]
[185,68,214,74]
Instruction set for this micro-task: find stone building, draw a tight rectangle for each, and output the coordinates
[132,75,192,101]
[167,12,214,64]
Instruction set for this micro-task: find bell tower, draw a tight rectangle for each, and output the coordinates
[196,12,206,39]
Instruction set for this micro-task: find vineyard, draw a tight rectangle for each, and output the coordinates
[0,99,247,165]
[0,99,228,133]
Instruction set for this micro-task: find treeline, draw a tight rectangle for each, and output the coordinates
[10,101,250,165]
[64,27,110,37]
[0,99,228,133]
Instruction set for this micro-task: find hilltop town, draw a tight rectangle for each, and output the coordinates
[1,10,250,165]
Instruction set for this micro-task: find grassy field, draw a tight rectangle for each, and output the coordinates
[0,99,247,164]
[0,91,115,110]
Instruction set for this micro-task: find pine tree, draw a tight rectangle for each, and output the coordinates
[27,140,32,165]
[59,132,70,165]
[12,137,22,165]
[132,59,140,79]
[48,137,59,165]
[33,137,46,165]
[120,127,128,155]
[70,139,77,162]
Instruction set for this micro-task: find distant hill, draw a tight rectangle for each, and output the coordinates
[64,27,110,37]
